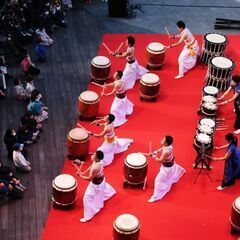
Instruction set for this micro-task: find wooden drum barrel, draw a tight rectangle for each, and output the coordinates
[146,42,165,69]
[113,214,140,240]
[230,196,240,233]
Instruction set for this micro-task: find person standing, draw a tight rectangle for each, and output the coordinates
[148,135,186,202]
[79,150,116,222]
[168,21,199,79]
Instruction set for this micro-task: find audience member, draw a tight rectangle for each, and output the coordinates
[13,78,27,100]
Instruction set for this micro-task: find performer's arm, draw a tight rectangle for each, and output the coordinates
[213,151,231,161]
[154,151,168,162]
[220,92,239,105]
[218,87,232,100]
[215,144,228,150]
[92,126,109,138]
[102,82,118,96]
[152,147,164,155]
[80,166,97,180]
[169,32,186,48]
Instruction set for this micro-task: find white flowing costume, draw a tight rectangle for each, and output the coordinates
[98,123,133,166]
[178,28,199,76]
[122,47,148,90]
[110,79,134,127]
[83,161,116,221]
[149,145,186,202]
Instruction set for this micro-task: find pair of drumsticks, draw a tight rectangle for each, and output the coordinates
[102,42,124,56]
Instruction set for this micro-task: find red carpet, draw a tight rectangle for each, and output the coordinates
[42,34,240,240]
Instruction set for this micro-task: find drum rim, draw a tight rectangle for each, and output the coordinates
[198,124,213,134]
[195,133,211,143]
[141,73,160,85]
[53,174,77,190]
[92,56,110,65]
[68,128,89,141]
[204,33,227,44]
[114,214,140,232]
[147,42,165,53]
[233,197,240,210]
[199,118,216,128]
[125,153,147,167]
[202,96,217,102]
[202,102,218,110]
[79,91,99,102]
[203,86,219,95]
[210,56,234,69]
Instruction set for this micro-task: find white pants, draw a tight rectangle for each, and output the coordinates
[83,179,116,221]
[178,45,199,76]
[150,163,186,202]
[122,60,148,90]
[111,96,134,127]
[98,138,133,166]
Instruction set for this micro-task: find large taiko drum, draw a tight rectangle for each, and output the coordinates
[199,118,216,129]
[205,56,235,91]
[145,42,165,68]
[230,196,240,233]
[194,133,211,149]
[203,86,219,98]
[67,128,90,158]
[139,73,160,100]
[52,174,77,208]
[113,214,140,240]
[201,102,218,117]
[78,90,100,119]
[123,153,148,185]
[90,56,111,84]
[200,33,228,64]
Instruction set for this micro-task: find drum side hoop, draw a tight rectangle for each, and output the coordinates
[125,161,148,169]
[67,135,90,143]
[140,81,160,87]
[113,223,140,234]
[233,203,240,214]
[145,59,164,67]
[52,182,78,192]
[124,178,146,185]
[229,217,240,230]
[139,92,159,99]
[91,62,111,68]
[78,96,100,104]
[201,109,217,116]
[52,196,78,206]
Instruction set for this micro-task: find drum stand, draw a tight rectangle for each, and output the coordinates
[123,177,147,190]
[193,143,213,184]
[214,18,240,30]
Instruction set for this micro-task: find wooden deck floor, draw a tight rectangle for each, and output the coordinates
[0,2,105,239]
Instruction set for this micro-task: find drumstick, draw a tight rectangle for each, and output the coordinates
[216,118,225,121]
[149,141,152,154]
[101,83,106,96]
[164,27,170,37]
[91,81,104,88]
[204,154,212,159]
[138,152,151,156]
[216,127,228,131]
[115,42,124,53]
[102,42,112,54]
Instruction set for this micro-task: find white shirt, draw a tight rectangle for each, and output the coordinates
[13,151,30,167]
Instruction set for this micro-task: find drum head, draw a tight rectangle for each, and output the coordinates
[126,153,147,166]
[80,91,99,102]
[198,124,212,134]
[203,86,219,95]
[115,214,139,231]
[147,42,165,52]
[234,197,240,209]
[69,128,89,140]
[196,133,210,143]
[200,118,216,128]
[203,102,217,110]
[141,73,159,84]
[202,96,217,103]
[92,56,110,66]
[205,33,226,44]
[211,56,233,69]
[54,174,76,189]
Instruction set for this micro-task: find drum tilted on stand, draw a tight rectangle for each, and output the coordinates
[90,56,111,84]
[52,174,77,208]
[78,90,100,119]
[194,133,211,149]
[145,42,165,69]
[113,214,140,240]
[205,56,235,91]
[139,73,160,101]
[66,128,90,159]
[200,33,228,64]
[230,196,240,233]
[201,102,218,117]
[123,153,148,189]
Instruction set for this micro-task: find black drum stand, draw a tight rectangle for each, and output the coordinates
[214,18,240,30]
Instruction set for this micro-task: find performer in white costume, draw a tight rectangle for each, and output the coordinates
[79,150,116,222]
[111,36,148,90]
[91,114,133,166]
[148,135,186,202]
[168,21,199,79]
[102,70,134,127]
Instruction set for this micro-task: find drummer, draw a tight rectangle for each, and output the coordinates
[167,21,199,79]
[111,36,148,90]
[218,75,240,135]
[78,150,116,222]
[90,114,133,166]
[148,135,186,202]
[101,70,134,127]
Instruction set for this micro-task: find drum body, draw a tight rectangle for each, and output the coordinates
[230,196,240,232]
[145,42,165,68]
[139,73,160,100]
[194,133,211,149]
[203,86,219,98]
[67,128,90,158]
[52,174,77,208]
[201,102,217,117]
[200,33,228,64]
[123,153,148,185]
[78,91,100,119]
[90,56,111,83]
[205,56,235,91]
[113,214,140,240]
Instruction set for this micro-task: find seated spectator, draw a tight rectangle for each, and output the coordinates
[17,124,36,145]
[21,53,40,76]
[62,0,73,9]
[14,78,27,100]
[35,37,48,62]
[25,76,35,99]
[0,89,6,98]
[36,26,54,46]
[50,0,67,27]
[0,56,11,80]
[12,143,31,172]
[0,179,23,199]
[27,89,48,123]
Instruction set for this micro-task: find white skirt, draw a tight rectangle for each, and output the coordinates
[150,163,186,202]
[111,96,134,127]
[98,138,133,166]
[83,179,116,221]
[122,60,148,90]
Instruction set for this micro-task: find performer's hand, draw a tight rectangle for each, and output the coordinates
[214,146,219,150]
[218,95,224,101]
[110,52,116,56]
[88,131,94,136]
[153,151,158,155]
[212,157,217,161]
[91,120,96,125]
[169,35,175,39]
